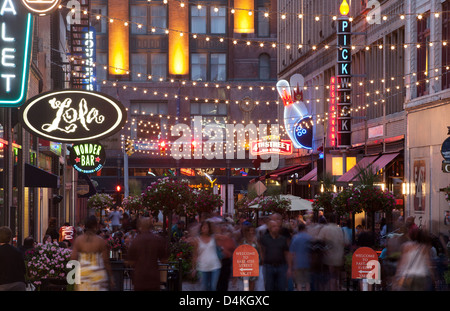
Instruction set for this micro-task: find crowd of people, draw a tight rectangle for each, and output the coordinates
[0,206,449,292]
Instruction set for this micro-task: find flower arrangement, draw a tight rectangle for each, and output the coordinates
[347,185,396,214]
[122,195,144,212]
[312,191,336,214]
[87,193,114,213]
[169,239,196,281]
[332,187,355,216]
[190,189,223,216]
[258,196,291,214]
[141,177,193,215]
[24,242,72,289]
[106,236,122,252]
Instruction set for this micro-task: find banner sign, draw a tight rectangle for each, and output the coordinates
[251,140,293,156]
[0,0,33,107]
[20,90,127,143]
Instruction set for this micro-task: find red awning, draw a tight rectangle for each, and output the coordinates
[270,164,310,179]
[250,164,302,183]
[337,156,379,183]
[370,153,400,174]
[299,167,317,182]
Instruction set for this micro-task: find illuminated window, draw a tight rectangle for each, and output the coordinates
[131,5,167,34]
[191,6,207,34]
[332,157,344,176]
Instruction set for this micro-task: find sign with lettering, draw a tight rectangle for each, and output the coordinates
[68,142,106,174]
[233,244,259,278]
[82,26,96,91]
[351,247,380,281]
[327,76,337,148]
[0,0,33,107]
[251,140,293,156]
[20,0,61,15]
[19,90,127,143]
[441,136,450,161]
[293,116,313,150]
[337,14,352,148]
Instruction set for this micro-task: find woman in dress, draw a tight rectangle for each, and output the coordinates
[191,220,222,291]
[70,215,114,291]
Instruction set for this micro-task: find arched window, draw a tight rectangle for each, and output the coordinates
[259,54,270,80]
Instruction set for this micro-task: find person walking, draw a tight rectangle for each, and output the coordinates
[126,217,168,291]
[108,207,123,233]
[288,222,312,291]
[191,220,222,291]
[216,223,237,291]
[260,220,290,291]
[70,216,114,291]
[0,227,27,291]
[45,217,59,243]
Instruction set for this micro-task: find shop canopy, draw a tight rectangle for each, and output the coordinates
[337,156,379,183]
[269,163,310,180]
[369,153,400,175]
[299,167,317,182]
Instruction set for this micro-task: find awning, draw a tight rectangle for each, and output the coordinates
[250,164,303,183]
[369,152,400,174]
[24,163,59,188]
[299,167,317,182]
[337,156,379,183]
[270,164,310,179]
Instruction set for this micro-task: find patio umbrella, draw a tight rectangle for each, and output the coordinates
[279,194,313,211]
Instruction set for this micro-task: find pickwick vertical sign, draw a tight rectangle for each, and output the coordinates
[0,0,33,107]
[336,0,352,148]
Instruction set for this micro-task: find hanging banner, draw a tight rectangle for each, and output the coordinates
[0,0,33,107]
[19,89,127,143]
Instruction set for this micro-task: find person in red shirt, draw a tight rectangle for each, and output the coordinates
[59,222,75,246]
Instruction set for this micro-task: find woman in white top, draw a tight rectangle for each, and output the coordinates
[191,220,222,291]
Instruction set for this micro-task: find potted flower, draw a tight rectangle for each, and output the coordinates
[258,195,291,215]
[87,193,114,215]
[312,191,336,214]
[122,194,144,212]
[24,242,72,291]
[190,189,223,217]
[106,236,123,260]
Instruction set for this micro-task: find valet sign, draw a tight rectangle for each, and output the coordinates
[0,0,33,107]
[19,90,127,143]
[69,142,106,174]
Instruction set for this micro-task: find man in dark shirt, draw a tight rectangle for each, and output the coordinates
[0,227,26,291]
[126,217,168,291]
[260,220,289,291]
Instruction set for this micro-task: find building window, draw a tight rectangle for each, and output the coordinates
[191,53,208,81]
[151,53,167,79]
[91,5,107,34]
[417,13,430,97]
[131,5,167,34]
[443,2,450,90]
[210,7,226,34]
[191,102,228,128]
[130,102,168,140]
[259,53,270,80]
[131,53,148,81]
[211,54,226,81]
[257,6,270,37]
[96,53,108,83]
[191,6,207,34]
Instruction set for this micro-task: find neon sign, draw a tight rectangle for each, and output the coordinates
[0,0,33,107]
[20,90,127,143]
[251,140,293,156]
[68,142,106,174]
[337,6,352,148]
[20,0,61,15]
[327,76,337,147]
[82,26,96,91]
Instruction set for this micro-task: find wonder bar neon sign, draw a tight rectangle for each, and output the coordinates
[69,142,106,174]
[0,0,33,107]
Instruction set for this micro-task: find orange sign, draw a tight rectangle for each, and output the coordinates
[351,247,379,280]
[250,140,293,156]
[233,244,259,278]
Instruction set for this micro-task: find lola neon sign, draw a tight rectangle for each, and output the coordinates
[0,0,33,107]
[20,90,127,143]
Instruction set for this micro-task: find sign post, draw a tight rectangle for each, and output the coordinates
[351,247,380,290]
[233,244,259,291]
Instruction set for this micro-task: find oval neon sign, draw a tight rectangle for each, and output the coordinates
[20,90,127,143]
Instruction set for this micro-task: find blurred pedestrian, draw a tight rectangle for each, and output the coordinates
[43,234,52,244]
[18,236,35,259]
[393,229,435,291]
[127,217,168,291]
[288,222,312,291]
[191,220,222,291]
[0,226,26,291]
[216,223,237,291]
[70,215,114,291]
[317,215,345,291]
[260,220,289,291]
[45,217,59,242]
[108,206,122,232]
